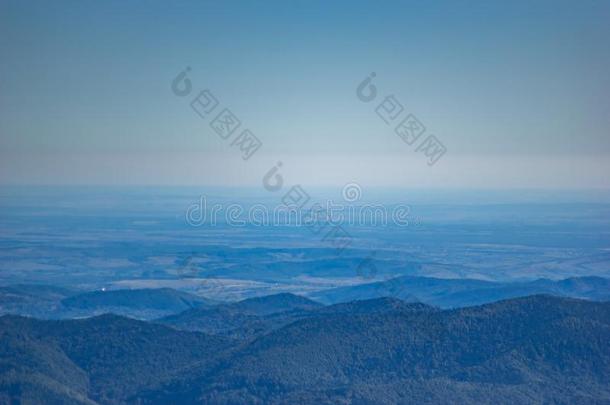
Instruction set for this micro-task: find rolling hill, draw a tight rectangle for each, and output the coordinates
[0,284,78,319]
[1,295,609,404]
[61,288,215,319]
[158,293,323,338]
[0,314,234,404]
[309,275,610,308]
[173,295,610,404]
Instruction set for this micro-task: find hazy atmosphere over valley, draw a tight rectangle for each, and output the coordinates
[1,1,609,404]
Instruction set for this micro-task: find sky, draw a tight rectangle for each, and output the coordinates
[1,0,609,188]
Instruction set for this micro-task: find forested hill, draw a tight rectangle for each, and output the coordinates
[1,295,609,404]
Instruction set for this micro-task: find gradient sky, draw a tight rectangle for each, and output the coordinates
[1,0,609,188]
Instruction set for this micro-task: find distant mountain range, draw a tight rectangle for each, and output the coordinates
[0,286,215,320]
[61,288,215,319]
[1,294,608,404]
[309,275,610,308]
[1,276,608,321]
[0,284,77,318]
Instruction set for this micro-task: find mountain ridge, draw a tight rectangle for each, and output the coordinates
[309,275,610,308]
[2,294,609,404]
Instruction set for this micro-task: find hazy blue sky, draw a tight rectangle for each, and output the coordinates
[1,0,609,188]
